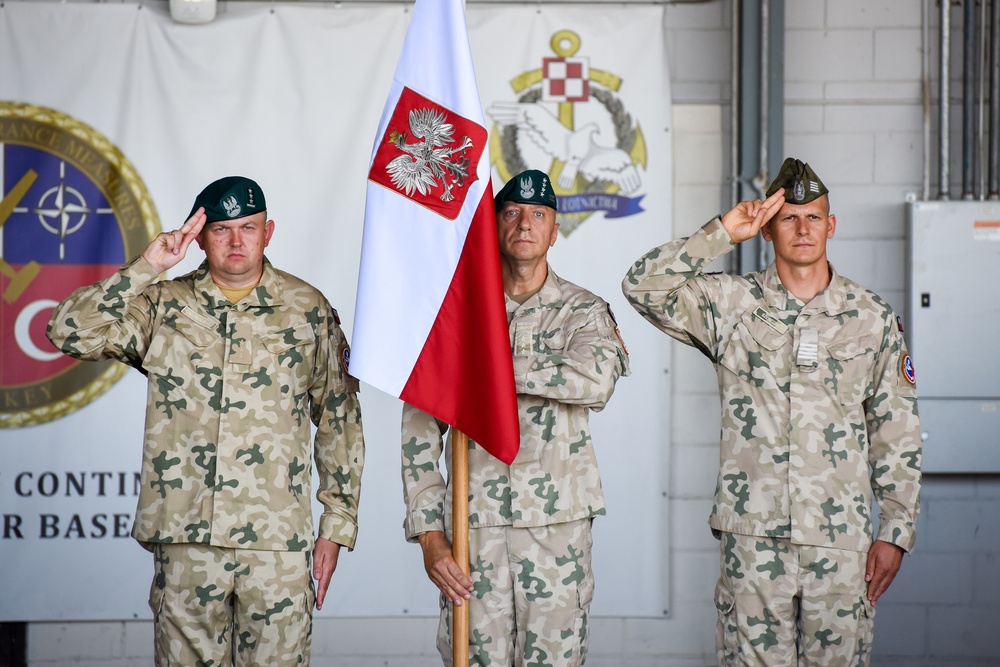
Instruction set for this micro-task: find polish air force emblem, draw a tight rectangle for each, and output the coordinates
[487,30,647,235]
[0,102,160,427]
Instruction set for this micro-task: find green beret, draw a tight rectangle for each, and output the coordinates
[188,176,266,223]
[765,158,828,204]
[494,169,558,212]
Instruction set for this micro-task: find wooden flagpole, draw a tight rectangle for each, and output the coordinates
[452,429,470,667]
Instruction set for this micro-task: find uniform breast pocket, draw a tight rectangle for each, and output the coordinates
[825,338,876,406]
[719,312,788,389]
[260,324,316,397]
[142,307,220,411]
[536,324,567,355]
[538,312,589,355]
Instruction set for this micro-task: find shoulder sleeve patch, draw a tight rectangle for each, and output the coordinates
[339,343,360,393]
[901,353,916,385]
[608,305,629,357]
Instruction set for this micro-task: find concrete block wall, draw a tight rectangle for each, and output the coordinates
[21,1,1000,665]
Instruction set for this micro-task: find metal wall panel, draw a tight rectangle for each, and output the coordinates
[906,201,1000,472]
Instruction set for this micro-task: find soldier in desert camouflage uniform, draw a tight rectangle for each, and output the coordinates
[622,158,921,666]
[402,169,630,666]
[47,176,364,666]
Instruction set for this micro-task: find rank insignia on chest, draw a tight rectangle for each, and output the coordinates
[795,327,819,370]
[513,322,534,357]
[229,320,253,365]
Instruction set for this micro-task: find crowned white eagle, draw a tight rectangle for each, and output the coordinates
[385,108,473,202]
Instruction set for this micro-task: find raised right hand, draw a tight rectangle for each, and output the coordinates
[141,207,207,273]
[720,189,786,244]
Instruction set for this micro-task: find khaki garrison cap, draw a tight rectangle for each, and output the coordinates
[765,158,829,204]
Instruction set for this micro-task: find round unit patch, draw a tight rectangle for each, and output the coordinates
[901,354,916,386]
[0,102,160,427]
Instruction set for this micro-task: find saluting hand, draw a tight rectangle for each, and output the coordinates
[141,207,207,274]
[720,189,786,244]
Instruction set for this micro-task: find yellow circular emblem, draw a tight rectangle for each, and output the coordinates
[0,102,160,427]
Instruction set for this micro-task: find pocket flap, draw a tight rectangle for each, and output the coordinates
[714,578,735,614]
[169,306,217,347]
[827,336,876,362]
[741,309,786,351]
[262,324,314,354]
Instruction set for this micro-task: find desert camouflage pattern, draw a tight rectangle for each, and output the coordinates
[622,217,921,553]
[715,533,874,667]
[401,267,629,540]
[403,268,626,666]
[435,521,594,667]
[150,543,314,666]
[48,255,365,551]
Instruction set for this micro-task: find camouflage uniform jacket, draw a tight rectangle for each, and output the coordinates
[622,218,921,553]
[402,267,630,541]
[47,255,365,552]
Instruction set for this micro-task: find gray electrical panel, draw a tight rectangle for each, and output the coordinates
[906,201,1000,473]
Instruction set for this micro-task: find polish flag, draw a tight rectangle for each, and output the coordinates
[351,0,519,464]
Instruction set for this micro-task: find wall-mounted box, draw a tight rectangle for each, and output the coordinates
[906,201,1000,473]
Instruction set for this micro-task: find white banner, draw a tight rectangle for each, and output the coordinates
[0,1,672,620]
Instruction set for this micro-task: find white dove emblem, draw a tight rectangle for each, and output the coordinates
[487,101,642,194]
[385,108,473,202]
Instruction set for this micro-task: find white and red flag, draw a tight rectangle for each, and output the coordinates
[351,0,519,464]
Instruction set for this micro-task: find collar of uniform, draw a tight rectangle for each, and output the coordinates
[810,263,849,315]
[506,264,564,314]
[760,261,850,315]
[193,257,284,310]
[760,263,800,312]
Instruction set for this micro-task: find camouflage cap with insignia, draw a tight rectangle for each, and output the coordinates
[494,169,558,212]
[188,176,267,223]
[765,158,829,204]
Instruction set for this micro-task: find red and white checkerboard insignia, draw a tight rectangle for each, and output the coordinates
[542,57,590,103]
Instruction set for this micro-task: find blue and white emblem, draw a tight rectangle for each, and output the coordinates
[901,354,916,385]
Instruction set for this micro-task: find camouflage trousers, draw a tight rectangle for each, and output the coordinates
[714,533,875,667]
[149,543,314,666]
[437,519,595,667]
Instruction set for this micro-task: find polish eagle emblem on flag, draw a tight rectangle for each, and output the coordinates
[369,87,486,220]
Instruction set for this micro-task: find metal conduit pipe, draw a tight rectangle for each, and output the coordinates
[758,0,769,195]
[978,0,988,199]
[963,0,975,199]
[939,0,951,200]
[731,0,741,209]
[922,0,932,201]
[728,0,744,275]
[990,0,1000,199]
[757,0,770,270]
